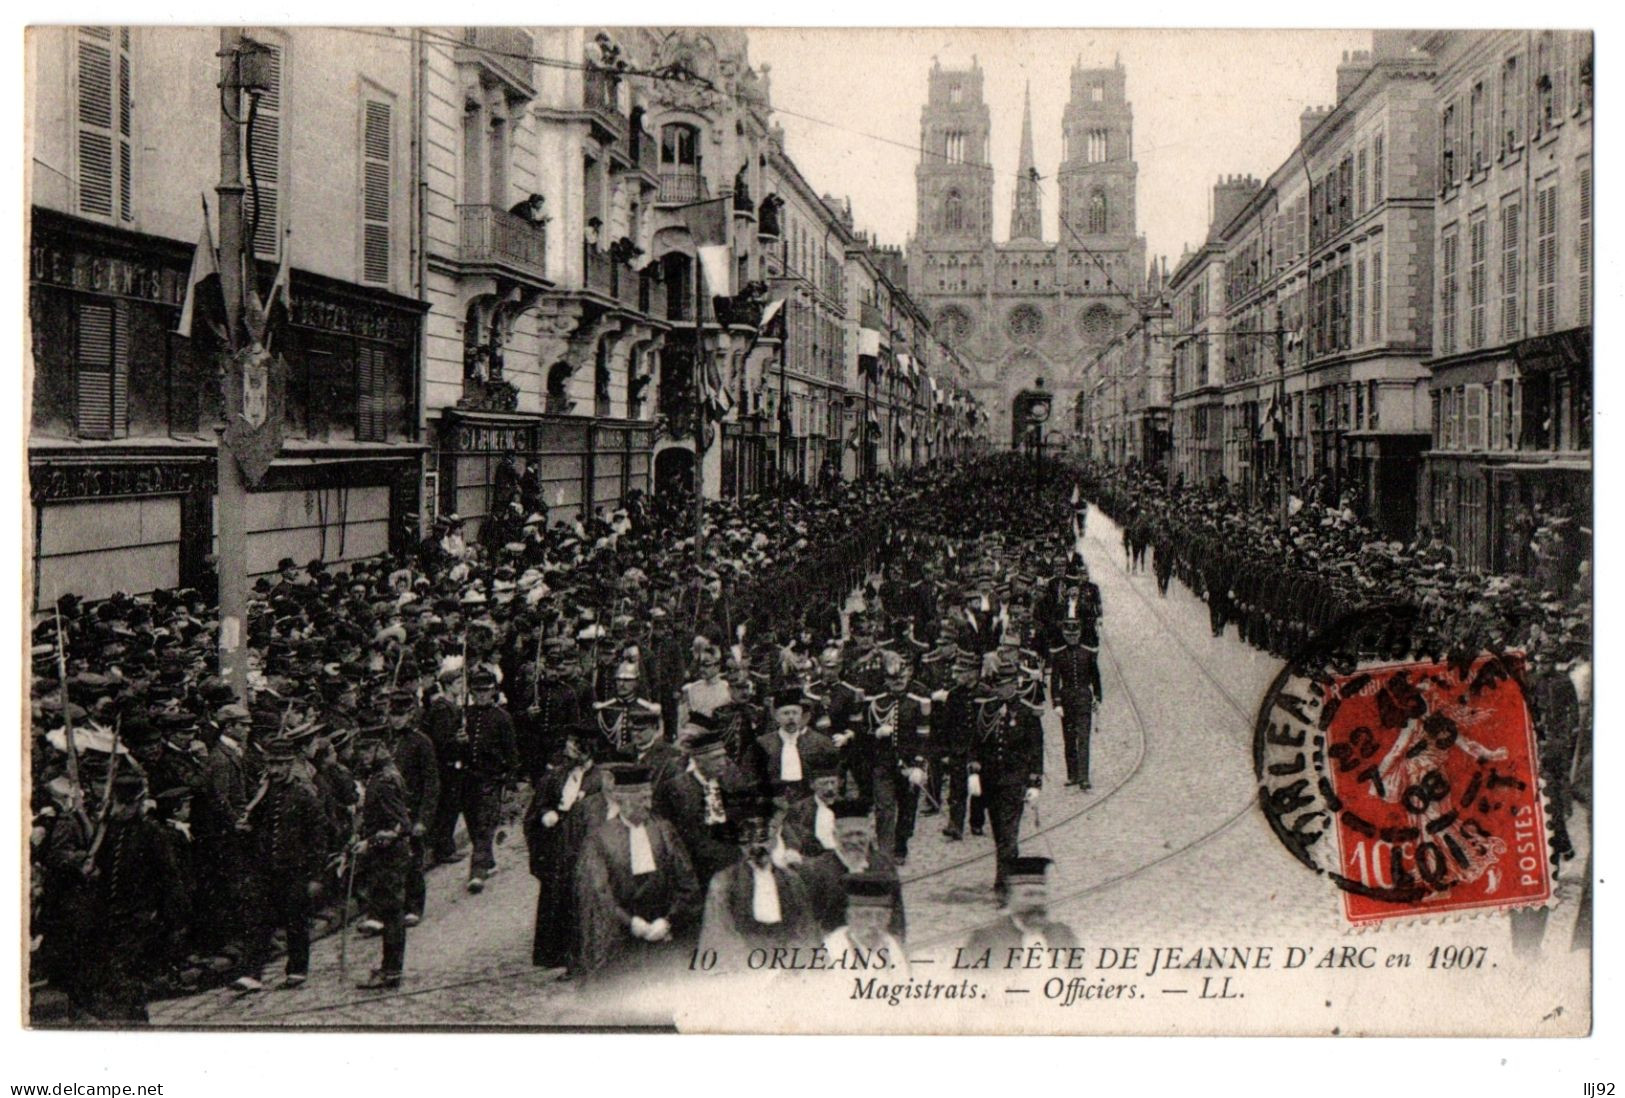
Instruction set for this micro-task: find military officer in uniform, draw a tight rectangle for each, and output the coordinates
[936,647,983,840]
[971,653,1045,896]
[593,660,663,759]
[1049,606,1103,790]
[859,652,932,864]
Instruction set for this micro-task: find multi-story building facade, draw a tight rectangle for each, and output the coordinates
[1083,295,1172,471]
[28,25,985,610]
[28,26,425,608]
[907,59,1147,449]
[1417,30,1591,574]
[756,146,849,489]
[1214,39,1438,539]
[1167,176,1255,486]
[422,27,791,533]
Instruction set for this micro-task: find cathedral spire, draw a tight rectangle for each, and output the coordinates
[1010,82,1043,240]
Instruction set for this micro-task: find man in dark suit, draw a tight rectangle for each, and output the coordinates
[697,793,820,967]
[750,687,837,804]
[652,724,755,891]
[385,688,439,925]
[949,587,1001,656]
[962,857,1077,957]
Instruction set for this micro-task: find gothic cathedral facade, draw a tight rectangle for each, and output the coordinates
[907,59,1149,446]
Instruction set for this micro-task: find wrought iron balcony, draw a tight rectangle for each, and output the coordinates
[457,204,550,286]
[657,169,708,206]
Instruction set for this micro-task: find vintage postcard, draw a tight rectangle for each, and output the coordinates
[20,24,1591,1041]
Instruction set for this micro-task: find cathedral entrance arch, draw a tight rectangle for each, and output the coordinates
[1011,379,1054,450]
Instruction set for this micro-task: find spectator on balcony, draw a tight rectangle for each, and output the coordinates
[509,193,548,227]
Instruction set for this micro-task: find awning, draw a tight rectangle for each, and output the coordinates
[1512,329,1591,374]
[1493,459,1592,474]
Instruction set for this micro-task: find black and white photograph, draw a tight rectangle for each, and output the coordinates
[14,17,1601,1061]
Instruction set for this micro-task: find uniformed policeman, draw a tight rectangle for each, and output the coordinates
[385,688,439,925]
[352,717,413,989]
[463,666,519,894]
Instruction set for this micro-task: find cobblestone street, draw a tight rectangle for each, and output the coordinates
[150,505,1590,1029]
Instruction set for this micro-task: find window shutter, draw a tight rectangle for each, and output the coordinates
[245,43,283,257]
[1535,183,1558,334]
[362,98,392,285]
[357,343,386,441]
[1501,200,1521,341]
[117,30,132,221]
[1371,252,1382,342]
[1372,134,1384,204]
[76,29,115,218]
[1355,257,1366,345]
[1440,232,1458,353]
[1465,384,1486,450]
[1578,167,1592,323]
[75,301,128,439]
[1468,214,1488,348]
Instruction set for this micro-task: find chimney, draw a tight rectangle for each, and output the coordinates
[1335,50,1373,104]
[1210,173,1261,239]
[1300,105,1332,142]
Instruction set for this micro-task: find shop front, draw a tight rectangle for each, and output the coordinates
[435,408,655,535]
[721,417,770,500]
[29,207,425,608]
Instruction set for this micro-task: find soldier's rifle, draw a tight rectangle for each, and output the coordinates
[458,632,470,749]
[532,620,545,711]
[81,714,123,871]
[337,805,361,980]
[53,608,94,839]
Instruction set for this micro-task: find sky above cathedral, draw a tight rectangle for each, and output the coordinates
[749,28,1372,271]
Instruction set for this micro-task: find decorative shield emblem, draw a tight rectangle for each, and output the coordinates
[241,356,269,429]
[222,344,288,488]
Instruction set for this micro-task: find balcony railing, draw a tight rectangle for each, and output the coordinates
[658,169,708,205]
[583,246,648,313]
[458,28,535,99]
[583,68,626,143]
[459,205,548,284]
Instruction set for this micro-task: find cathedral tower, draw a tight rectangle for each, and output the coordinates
[915,59,994,244]
[1008,82,1043,241]
[1058,58,1138,243]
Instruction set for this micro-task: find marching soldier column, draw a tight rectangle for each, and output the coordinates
[30,456,1117,1018]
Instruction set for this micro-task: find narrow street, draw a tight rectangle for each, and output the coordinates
[148,504,1590,1029]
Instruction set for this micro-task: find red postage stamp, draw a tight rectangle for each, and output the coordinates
[1257,633,1553,924]
[1321,654,1551,923]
